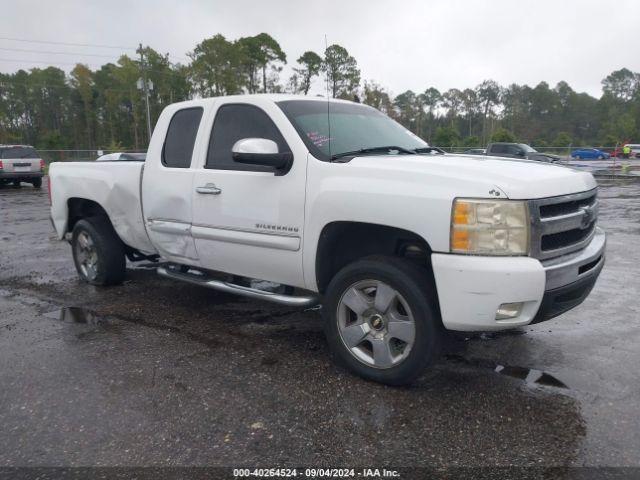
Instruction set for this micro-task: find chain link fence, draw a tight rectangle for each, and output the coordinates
[436,145,628,158]
[36,147,639,177]
[37,150,146,164]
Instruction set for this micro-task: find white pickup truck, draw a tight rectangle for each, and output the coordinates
[50,94,605,385]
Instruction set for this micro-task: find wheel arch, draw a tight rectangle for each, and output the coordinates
[315,221,435,294]
[66,197,113,234]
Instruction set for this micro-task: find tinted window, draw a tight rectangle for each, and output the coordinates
[491,144,507,154]
[207,104,289,170]
[162,107,203,168]
[1,146,39,159]
[519,144,537,153]
[120,152,146,161]
[506,145,522,155]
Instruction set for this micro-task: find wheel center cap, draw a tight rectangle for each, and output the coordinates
[369,313,385,331]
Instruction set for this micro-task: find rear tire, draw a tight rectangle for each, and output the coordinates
[71,218,126,286]
[322,255,442,385]
[32,177,42,188]
[12,180,21,187]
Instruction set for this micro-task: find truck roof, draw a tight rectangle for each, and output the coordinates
[168,93,359,108]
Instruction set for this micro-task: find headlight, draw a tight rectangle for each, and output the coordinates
[450,198,529,255]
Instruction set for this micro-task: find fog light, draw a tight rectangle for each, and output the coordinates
[496,302,524,320]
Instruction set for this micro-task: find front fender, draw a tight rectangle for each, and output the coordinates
[301,157,500,291]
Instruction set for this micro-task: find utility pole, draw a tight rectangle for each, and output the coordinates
[138,43,152,143]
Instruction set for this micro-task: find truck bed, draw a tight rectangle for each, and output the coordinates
[49,161,156,254]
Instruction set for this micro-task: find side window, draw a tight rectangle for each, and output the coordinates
[162,107,203,168]
[491,144,506,154]
[206,104,289,171]
[506,145,520,155]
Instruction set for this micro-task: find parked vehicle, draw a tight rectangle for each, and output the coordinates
[486,143,561,162]
[49,95,605,385]
[462,148,486,155]
[0,145,45,188]
[611,144,640,158]
[625,144,640,158]
[571,148,610,160]
[96,152,147,162]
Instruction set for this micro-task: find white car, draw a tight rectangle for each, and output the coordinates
[49,95,605,385]
[96,152,146,162]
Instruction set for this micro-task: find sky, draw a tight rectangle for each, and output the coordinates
[0,0,638,98]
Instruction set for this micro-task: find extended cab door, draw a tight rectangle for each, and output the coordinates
[190,100,307,288]
[141,104,205,263]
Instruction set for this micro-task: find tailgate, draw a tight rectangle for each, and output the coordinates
[3,158,41,173]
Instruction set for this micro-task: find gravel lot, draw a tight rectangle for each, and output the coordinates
[1,177,639,471]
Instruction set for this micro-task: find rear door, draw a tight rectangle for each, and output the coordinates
[489,144,507,157]
[190,99,308,288]
[141,105,205,263]
[1,146,41,173]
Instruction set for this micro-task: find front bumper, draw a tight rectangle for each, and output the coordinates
[432,227,606,331]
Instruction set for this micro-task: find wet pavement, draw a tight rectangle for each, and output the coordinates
[1,178,639,469]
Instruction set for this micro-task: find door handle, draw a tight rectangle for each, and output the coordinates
[196,183,222,195]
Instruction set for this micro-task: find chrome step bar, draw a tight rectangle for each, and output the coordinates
[157,266,319,307]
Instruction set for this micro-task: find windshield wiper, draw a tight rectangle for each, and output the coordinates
[330,145,417,162]
[413,147,446,155]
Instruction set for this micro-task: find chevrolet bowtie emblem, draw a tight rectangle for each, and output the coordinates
[580,206,594,229]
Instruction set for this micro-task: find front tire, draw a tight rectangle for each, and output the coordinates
[71,218,126,286]
[322,255,442,385]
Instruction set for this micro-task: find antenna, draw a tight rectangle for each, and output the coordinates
[324,34,332,159]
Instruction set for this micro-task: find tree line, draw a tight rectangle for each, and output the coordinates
[0,32,638,151]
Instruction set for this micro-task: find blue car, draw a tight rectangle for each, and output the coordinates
[571,148,610,160]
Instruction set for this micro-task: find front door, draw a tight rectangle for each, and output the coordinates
[190,101,307,288]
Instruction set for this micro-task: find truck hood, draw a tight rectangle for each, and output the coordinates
[528,152,561,162]
[348,154,596,199]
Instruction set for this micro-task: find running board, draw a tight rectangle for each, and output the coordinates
[157,266,320,307]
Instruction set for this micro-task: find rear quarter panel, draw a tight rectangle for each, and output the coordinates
[49,162,156,253]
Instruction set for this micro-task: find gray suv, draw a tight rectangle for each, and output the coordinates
[0,145,44,188]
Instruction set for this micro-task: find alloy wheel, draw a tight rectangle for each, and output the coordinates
[336,279,416,369]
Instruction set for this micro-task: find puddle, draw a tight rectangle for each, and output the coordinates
[44,306,104,325]
[42,306,225,350]
[445,354,568,389]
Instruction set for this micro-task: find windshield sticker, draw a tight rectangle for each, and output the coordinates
[307,131,332,147]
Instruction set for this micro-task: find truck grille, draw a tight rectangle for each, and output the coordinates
[529,189,598,260]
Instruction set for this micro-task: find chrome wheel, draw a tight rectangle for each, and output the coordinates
[336,279,416,369]
[75,231,99,281]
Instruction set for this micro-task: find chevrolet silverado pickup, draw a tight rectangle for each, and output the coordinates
[49,95,605,385]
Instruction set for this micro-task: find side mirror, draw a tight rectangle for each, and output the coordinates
[516,149,526,157]
[232,138,292,170]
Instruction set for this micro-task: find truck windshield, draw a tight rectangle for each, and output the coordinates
[519,144,538,153]
[277,100,428,161]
